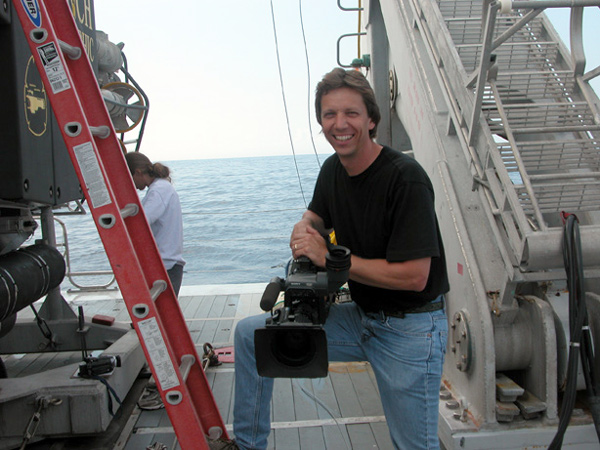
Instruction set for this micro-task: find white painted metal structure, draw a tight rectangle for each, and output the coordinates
[362,0,600,447]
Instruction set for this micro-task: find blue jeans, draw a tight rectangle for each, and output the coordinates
[167,263,184,296]
[233,297,448,449]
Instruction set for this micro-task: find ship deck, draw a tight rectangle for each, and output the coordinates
[3,284,393,449]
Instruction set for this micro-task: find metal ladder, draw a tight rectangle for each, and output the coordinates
[13,1,228,447]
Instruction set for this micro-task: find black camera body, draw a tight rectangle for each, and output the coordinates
[254,245,350,378]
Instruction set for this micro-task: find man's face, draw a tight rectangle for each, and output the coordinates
[320,87,375,158]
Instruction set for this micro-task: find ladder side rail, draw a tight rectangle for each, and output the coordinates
[13,1,223,447]
[12,5,208,446]
[47,1,226,437]
[466,0,498,148]
[43,3,167,291]
[47,0,228,435]
[45,0,191,362]
[45,2,227,434]
[50,1,228,442]
[49,1,229,438]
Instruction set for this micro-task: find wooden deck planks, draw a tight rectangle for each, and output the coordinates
[129,290,392,449]
[272,378,301,449]
[293,379,328,449]
[312,373,352,449]
[208,367,235,426]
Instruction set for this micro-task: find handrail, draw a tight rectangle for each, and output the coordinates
[336,0,366,67]
[337,0,363,12]
[53,216,117,292]
[337,32,367,68]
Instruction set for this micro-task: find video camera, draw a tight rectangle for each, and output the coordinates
[254,245,351,378]
[78,355,121,378]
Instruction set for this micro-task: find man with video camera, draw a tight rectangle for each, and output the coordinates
[232,68,449,450]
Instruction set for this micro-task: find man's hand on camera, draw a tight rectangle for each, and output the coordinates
[291,225,328,267]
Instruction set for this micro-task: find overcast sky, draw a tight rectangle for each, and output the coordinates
[93,1,600,162]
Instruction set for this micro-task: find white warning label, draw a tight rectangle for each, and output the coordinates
[73,142,111,208]
[138,317,180,391]
[36,42,71,94]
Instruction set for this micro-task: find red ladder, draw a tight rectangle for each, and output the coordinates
[13,1,228,447]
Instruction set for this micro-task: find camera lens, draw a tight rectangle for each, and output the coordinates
[271,329,317,368]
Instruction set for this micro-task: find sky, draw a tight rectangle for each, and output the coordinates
[92,1,600,162]
[93,0,358,162]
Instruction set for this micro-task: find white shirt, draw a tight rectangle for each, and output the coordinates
[142,178,185,270]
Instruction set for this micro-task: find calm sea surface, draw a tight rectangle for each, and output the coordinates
[44,154,327,291]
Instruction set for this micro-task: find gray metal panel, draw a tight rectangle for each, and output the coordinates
[0,1,83,206]
[0,329,145,446]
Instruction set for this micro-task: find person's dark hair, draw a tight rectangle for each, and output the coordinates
[315,68,381,139]
[124,151,171,182]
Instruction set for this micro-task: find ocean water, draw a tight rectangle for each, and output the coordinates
[47,153,327,290]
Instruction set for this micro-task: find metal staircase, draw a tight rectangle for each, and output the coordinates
[438,0,600,271]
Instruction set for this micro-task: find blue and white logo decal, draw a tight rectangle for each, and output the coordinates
[21,0,42,28]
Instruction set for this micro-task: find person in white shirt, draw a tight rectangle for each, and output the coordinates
[125,151,185,296]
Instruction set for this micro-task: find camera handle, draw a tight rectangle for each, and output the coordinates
[260,277,284,311]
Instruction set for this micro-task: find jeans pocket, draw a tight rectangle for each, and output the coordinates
[434,315,448,355]
[383,315,433,337]
[439,329,448,355]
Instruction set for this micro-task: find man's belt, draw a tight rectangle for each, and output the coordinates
[382,300,444,318]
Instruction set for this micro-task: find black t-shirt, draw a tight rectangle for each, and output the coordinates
[308,146,449,312]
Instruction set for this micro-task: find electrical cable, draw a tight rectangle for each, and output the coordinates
[296,379,352,450]
[117,52,150,153]
[269,0,309,208]
[299,0,321,168]
[549,213,600,448]
[91,374,123,417]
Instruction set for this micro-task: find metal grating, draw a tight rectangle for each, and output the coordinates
[485,71,576,102]
[434,0,600,231]
[456,41,560,72]
[483,102,599,134]
[515,182,600,214]
[498,138,600,173]
[437,0,483,18]
[445,17,544,46]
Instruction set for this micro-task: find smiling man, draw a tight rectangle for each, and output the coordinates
[232,68,449,450]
